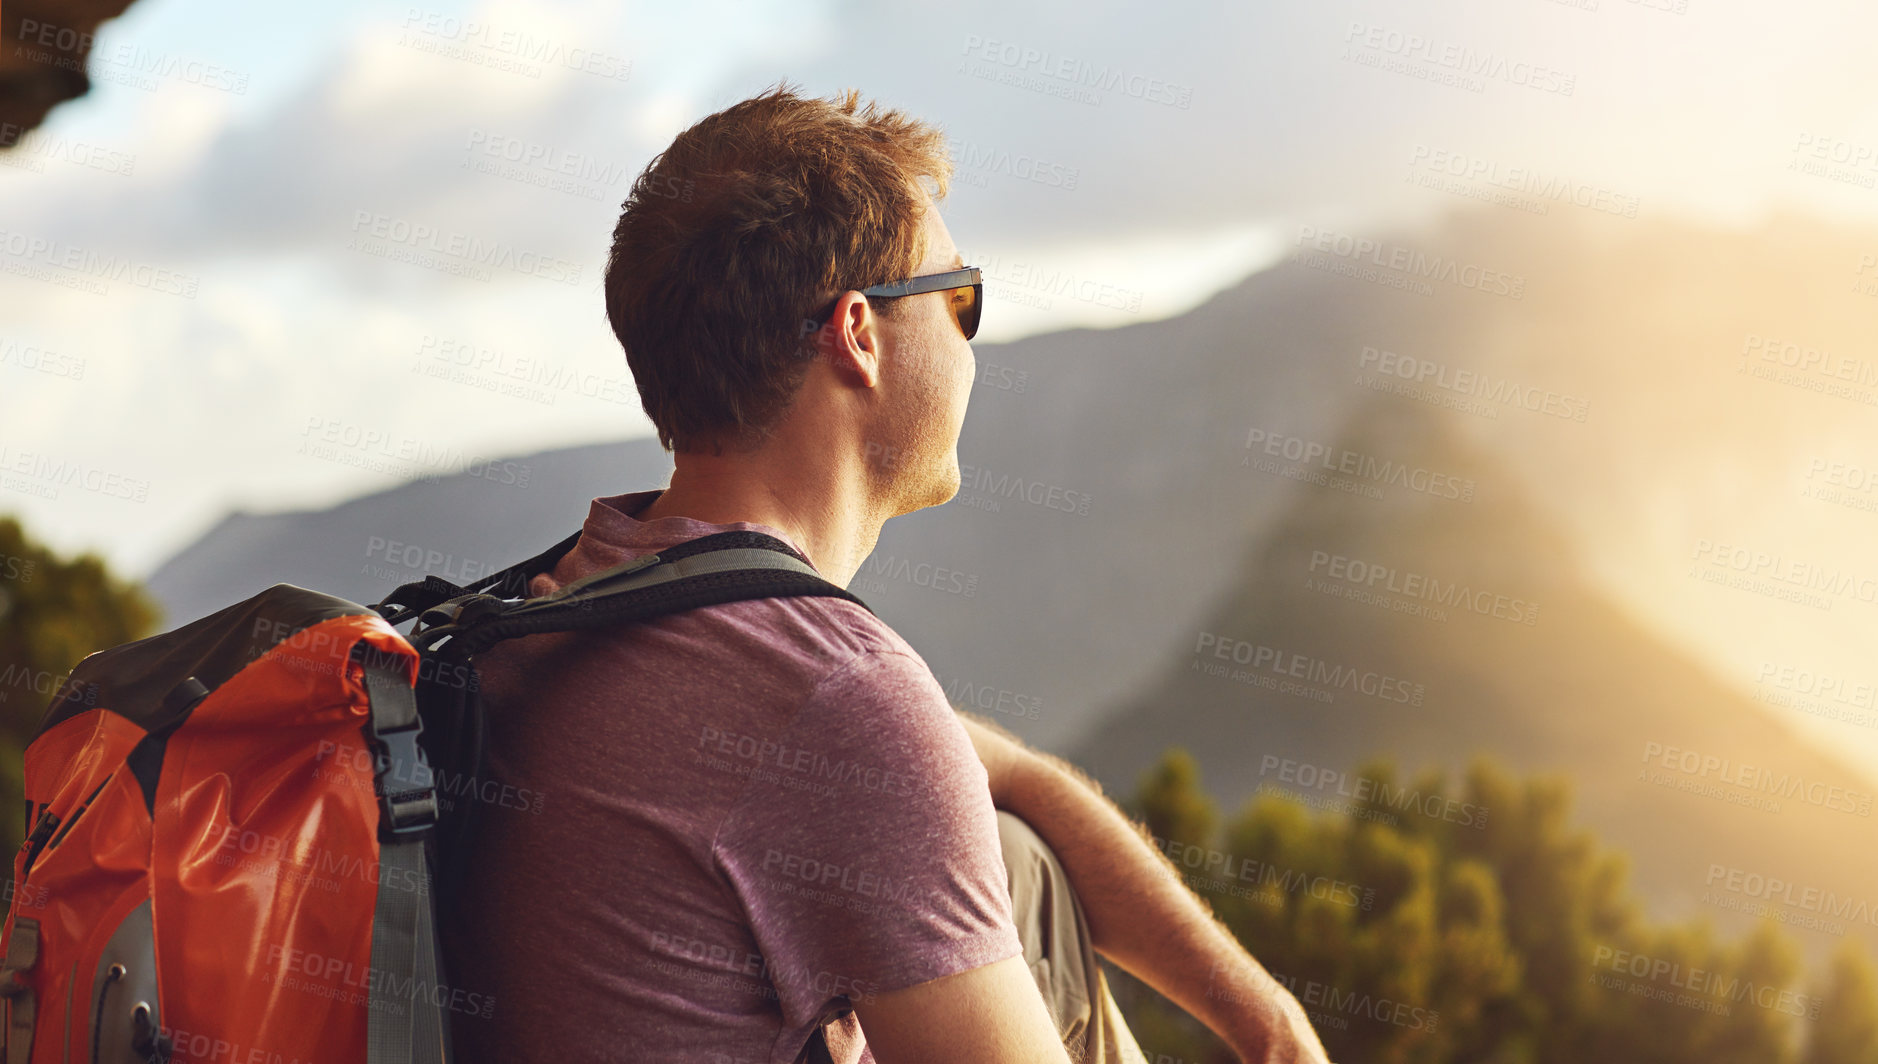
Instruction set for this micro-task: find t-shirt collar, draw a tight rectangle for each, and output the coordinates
[575,489,818,572]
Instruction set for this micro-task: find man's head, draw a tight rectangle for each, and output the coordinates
[605,83,976,516]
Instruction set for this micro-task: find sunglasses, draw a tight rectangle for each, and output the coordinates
[816,266,982,342]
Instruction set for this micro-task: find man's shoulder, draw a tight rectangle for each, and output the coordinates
[706,594,963,752]
[721,590,931,681]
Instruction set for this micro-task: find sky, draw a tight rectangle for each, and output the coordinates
[3,0,1878,773]
[6,0,1878,573]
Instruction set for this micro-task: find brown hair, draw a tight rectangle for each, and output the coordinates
[604,83,953,454]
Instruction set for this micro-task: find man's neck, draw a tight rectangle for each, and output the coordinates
[636,447,884,588]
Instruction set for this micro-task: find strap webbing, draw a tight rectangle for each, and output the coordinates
[531,546,822,605]
[368,839,443,1063]
[371,528,819,626]
[440,565,867,657]
[360,655,446,1064]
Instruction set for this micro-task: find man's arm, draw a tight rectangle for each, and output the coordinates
[956,712,1331,1064]
[852,955,1074,1064]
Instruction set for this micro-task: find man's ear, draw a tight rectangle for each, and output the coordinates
[816,292,883,389]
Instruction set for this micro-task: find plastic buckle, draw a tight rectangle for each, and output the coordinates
[369,724,437,837]
[414,593,506,638]
[0,918,38,995]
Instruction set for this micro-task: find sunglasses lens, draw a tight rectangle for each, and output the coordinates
[954,282,981,341]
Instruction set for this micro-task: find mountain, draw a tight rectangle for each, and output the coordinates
[145,205,1878,865]
[146,437,677,625]
[1073,394,1878,958]
[147,237,1403,752]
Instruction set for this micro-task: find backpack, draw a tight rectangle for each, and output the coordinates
[0,527,867,1064]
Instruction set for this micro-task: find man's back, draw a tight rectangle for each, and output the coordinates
[443,491,1024,1063]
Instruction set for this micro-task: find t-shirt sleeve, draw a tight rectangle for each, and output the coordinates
[712,648,1025,1026]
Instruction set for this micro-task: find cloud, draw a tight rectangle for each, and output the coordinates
[7,0,1878,581]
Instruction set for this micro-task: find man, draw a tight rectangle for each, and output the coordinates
[443,83,1329,1064]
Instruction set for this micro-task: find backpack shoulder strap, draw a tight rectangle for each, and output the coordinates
[373,527,831,625]
[357,654,448,1064]
[404,531,869,657]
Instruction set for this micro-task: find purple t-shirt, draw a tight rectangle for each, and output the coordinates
[443,490,1023,1063]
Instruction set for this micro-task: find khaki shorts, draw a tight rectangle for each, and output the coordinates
[996,810,1147,1064]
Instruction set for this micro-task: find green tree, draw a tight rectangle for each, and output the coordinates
[1114,748,1857,1064]
[0,515,160,859]
[1133,747,1217,851]
[1805,942,1878,1064]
